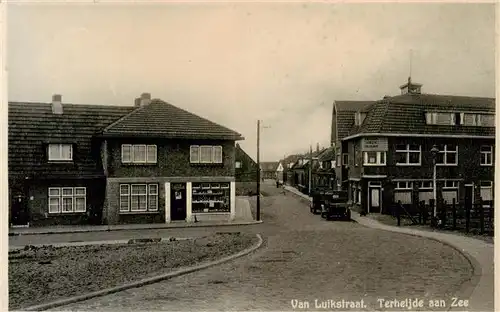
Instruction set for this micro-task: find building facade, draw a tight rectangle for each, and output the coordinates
[9,93,244,227]
[333,79,495,214]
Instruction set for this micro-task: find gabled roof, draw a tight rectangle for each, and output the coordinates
[317,146,335,161]
[333,101,376,141]
[235,143,256,165]
[345,93,495,139]
[102,99,244,140]
[260,161,279,171]
[8,102,134,178]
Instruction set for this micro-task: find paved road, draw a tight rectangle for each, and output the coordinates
[31,181,474,311]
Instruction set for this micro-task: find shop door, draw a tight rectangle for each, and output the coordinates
[369,187,381,213]
[170,183,187,221]
[11,193,29,226]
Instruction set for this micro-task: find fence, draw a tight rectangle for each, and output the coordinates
[393,198,494,236]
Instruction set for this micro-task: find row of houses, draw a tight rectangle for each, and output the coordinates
[331,78,495,214]
[9,93,246,227]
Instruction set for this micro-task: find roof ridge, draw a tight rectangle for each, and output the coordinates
[160,100,242,136]
[102,105,144,133]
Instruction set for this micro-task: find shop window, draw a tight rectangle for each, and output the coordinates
[192,182,230,213]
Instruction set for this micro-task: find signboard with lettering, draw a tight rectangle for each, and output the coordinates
[362,137,388,151]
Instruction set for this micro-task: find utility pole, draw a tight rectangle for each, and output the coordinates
[308,144,312,195]
[256,120,261,221]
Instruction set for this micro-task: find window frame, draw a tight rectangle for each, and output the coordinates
[395,144,422,166]
[363,151,386,166]
[190,145,223,164]
[395,181,413,190]
[48,143,73,161]
[121,144,157,164]
[420,181,434,190]
[435,144,458,166]
[119,183,159,213]
[480,145,493,166]
[443,180,459,189]
[48,187,86,214]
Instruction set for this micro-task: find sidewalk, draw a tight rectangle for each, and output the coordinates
[10,197,260,236]
[284,185,494,312]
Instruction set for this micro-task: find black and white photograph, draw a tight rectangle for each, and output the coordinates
[3,1,496,311]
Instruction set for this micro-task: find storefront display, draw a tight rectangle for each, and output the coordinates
[192,182,230,213]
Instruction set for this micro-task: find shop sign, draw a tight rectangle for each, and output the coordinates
[362,137,388,151]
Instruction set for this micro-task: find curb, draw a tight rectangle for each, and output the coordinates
[9,220,263,236]
[20,233,264,311]
[351,213,483,310]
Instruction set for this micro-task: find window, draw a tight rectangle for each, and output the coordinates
[426,112,454,125]
[48,144,73,161]
[192,182,230,213]
[336,154,341,167]
[342,154,349,166]
[420,181,433,189]
[354,112,366,126]
[443,180,458,189]
[121,144,157,164]
[395,144,421,165]
[435,144,458,166]
[480,145,493,166]
[395,182,413,190]
[190,145,223,164]
[363,151,386,166]
[480,181,493,202]
[235,161,242,169]
[120,184,158,213]
[48,187,86,213]
[478,114,495,127]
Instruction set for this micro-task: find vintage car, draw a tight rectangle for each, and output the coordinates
[320,190,350,221]
[310,187,336,214]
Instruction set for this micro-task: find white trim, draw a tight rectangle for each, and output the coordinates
[348,178,361,181]
[395,181,413,190]
[436,144,458,166]
[48,186,86,214]
[363,151,386,166]
[362,175,387,178]
[186,182,193,222]
[48,143,73,161]
[148,184,159,211]
[395,144,422,166]
[230,181,236,221]
[480,145,493,166]
[165,182,171,223]
[342,132,494,141]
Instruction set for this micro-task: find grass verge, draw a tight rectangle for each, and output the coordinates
[9,233,258,310]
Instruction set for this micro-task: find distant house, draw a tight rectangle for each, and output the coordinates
[260,162,279,180]
[313,146,336,190]
[9,93,244,227]
[276,162,284,183]
[282,154,302,185]
[235,143,258,195]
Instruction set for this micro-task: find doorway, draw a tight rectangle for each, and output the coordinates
[464,184,474,209]
[170,183,187,221]
[11,192,29,227]
[368,187,381,213]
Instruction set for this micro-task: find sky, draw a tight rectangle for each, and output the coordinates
[7,3,495,162]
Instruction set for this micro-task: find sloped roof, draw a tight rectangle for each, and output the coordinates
[318,146,335,161]
[260,161,279,171]
[8,102,134,178]
[334,101,376,140]
[235,143,257,165]
[102,99,244,140]
[345,94,495,139]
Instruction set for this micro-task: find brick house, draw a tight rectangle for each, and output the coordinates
[9,93,244,227]
[235,143,258,195]
[333,78,495,214]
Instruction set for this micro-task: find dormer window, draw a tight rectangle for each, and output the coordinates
[427,111,495,127]
[48,144,73,161]
[354,112,366,126]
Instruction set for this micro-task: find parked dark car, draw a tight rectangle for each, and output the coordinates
[310,188,335,214]
[320,190,350,221]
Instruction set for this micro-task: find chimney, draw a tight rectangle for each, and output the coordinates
[134,98,141,107]
[316,143,320,153]
[52,94,63,115]
[140,93,151,106]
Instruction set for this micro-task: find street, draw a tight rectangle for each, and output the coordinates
[14,181,474,311]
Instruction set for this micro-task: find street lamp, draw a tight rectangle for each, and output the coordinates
[430,144,439,218]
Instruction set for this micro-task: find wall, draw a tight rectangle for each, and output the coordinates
[106,138,236,178]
